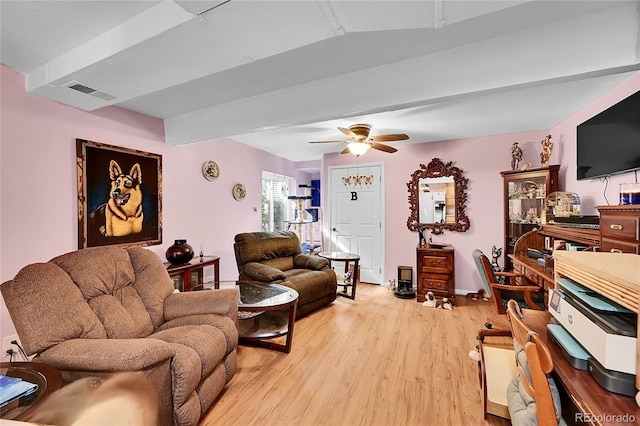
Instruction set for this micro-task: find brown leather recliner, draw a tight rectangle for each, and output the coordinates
[1,246,239,426]
[234,231,337,317]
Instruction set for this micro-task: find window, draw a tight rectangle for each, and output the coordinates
[261,172,292,232]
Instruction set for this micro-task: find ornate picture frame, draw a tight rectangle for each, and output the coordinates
[76,139,162,248]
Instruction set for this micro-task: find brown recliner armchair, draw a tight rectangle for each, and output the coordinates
[234,231,337,317]
[1,246,239,426]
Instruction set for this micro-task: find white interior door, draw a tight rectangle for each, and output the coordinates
[328,164,384,284]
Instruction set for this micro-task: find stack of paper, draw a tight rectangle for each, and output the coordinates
[0,374,38,408]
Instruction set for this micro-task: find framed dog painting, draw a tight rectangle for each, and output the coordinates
[76,139,162,249]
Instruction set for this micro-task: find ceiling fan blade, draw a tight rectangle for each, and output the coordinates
[370,143,398,153]
[340,146,351,154]
[338,127,358,139]
[308,140,348,144]
[370,133,409,142]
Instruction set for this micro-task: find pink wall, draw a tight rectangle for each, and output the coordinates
[0,65,310,347]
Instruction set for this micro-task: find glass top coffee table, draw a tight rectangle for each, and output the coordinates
[201,281,299,353]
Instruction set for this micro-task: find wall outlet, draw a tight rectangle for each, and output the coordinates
[2,334,23,360]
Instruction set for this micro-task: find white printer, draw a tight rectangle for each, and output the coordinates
[548,277,637,396]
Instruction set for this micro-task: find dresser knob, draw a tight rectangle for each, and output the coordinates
[610,224,623,230]
[610,248,623,253]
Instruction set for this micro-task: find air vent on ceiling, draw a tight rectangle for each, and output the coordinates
[63,81,116,101]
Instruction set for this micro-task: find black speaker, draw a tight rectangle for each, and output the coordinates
[394,266,415,299]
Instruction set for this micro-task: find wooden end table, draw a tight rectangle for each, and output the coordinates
[318,252,360,299]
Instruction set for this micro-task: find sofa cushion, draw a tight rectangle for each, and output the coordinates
[234,231,301,266]
[88,287,154,338]
[261,257,295,273]
[283,269,338,305]
[50,247,136,298]
[128,247,175,329]
[1,263,106,355]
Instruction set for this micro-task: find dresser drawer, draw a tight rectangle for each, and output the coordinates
[420,254,452,274]
[419,276,448,291]
[600,216,640,242]
[523,267,540,285]
[600,238,640,254]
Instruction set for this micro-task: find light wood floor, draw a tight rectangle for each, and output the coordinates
[201,283,511,426]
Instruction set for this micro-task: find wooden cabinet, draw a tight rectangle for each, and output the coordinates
[165,256,220,291]
[416,245,455,302]
[597,205,640,254]
[500,165,559,269]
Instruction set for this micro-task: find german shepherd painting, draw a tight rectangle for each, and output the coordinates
[78,138,161,248]
[89,161,143,238]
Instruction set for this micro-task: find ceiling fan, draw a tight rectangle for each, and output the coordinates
[309,124,409,156]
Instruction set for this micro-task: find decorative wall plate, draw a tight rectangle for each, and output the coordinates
[232,183,246,200]
[202,160,219,180]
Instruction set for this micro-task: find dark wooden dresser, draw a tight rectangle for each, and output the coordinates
[416,245,455,302]
[597,205,640,254]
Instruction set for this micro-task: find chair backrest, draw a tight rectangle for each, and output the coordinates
[472,249,496,298]
[506,300,561,426]
[234,231,301,271]
[1,247,175,356]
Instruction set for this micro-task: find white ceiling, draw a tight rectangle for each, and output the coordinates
[2,1,639,162]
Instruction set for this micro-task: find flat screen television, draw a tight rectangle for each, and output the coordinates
[576,89,640,180]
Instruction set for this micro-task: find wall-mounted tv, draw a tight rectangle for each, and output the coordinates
[576,90,640,180]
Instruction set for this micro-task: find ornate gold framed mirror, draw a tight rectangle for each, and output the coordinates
[406,158,470,234]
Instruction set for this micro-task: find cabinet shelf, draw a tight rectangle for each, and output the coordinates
[501,165,559,269]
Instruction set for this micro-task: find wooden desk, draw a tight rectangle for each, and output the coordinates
[524,310,640,425]
[509,253,554,292]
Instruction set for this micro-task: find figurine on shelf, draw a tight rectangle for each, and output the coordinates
[511,142,523,170]
[540,135,553,166]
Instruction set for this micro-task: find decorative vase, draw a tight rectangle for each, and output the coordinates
[166,239,194,265]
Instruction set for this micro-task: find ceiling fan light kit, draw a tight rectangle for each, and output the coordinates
[309,123,408,157]
[347,141,371,157]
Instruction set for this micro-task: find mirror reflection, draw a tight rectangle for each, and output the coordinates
[418,177,455,224]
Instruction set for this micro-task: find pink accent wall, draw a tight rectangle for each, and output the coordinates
[0,65,310,344]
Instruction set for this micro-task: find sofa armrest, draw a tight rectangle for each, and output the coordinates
[240,262,286,281]
[163,288,239,321]
[36,338,174,372]
[294,254,329,270]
